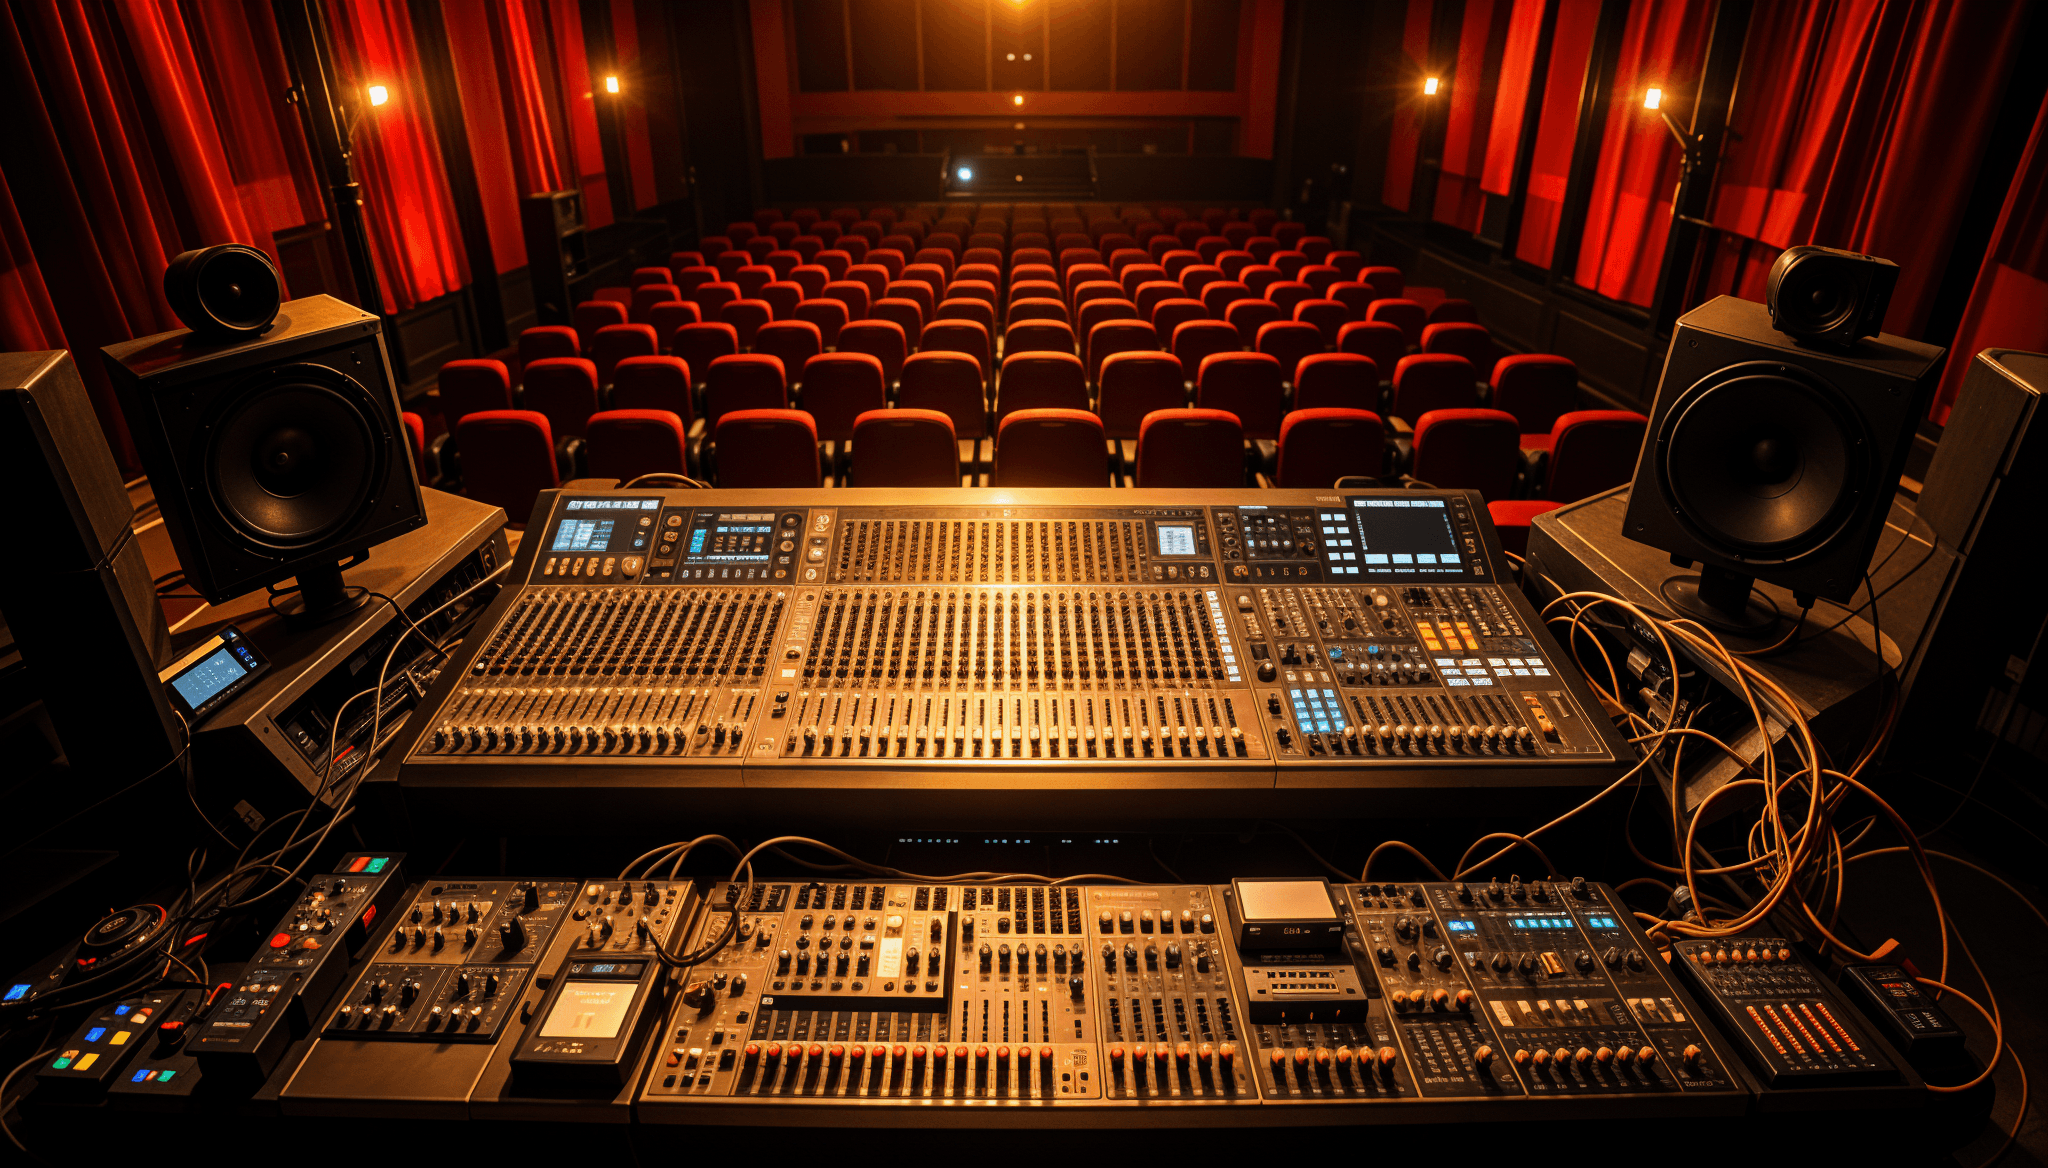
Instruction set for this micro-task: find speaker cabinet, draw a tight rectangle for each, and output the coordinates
[522,190,589,327]
[101,294,426,607]
[1623,295,1942,609]
[0,351,182,780]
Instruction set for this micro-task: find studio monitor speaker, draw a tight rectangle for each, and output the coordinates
[102,294,426,625]
[1622,295,1942,630]
[0,351,182,780]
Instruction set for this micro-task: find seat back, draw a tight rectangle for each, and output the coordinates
[813,250,852,280]
[516,327,578,378]
[899,352,988,439]
[996,352,1088,422]
[1272,222,1306,248]
[1270,250,1308,279]
[1202,280,1252,320]
[1171,320,1242,372]
[718,299,773,347]
[759,281,805,320]
[822,280,871,320]
[675,264,719,294]
[671,322,740,387]
[1216,250,1255,281]
[1544,410,1648,502]
[1366,298,1427,347]
[610,355,693,426]
[920,320,994,385]
[849,408,959,487]
[885,279,935,320]
[1421,321,1497,379]
[1490,353,1579,435]
[1135,282,1188,322]
[1338,321,1406,380]
[692,281,742,317]
[994,408,1108,487]
[586,409,688,482]
[1326,250,1365,280]
[592,323,657,387]
[1179,264,1224,298]
[704,354,789,428]
[800,352,888,441]
[647,302,702,349]
[1411,408,1522,501]
[521,357,601,440]
[1008,296,1070,326]
[456,410,558,523]
[1328,281,1375,320]
[948,279,998,308]
[1428,297,1480,325]
[402,410,425,480]
[793,298,850,346]
[1359,265,1404,299]
[1004,320,1077,357]
[1195,352,1285,439]
[437,359,512,431]
[752,320,825,384]
[1120,263,1168,298]
[1292,353,1378,412]
[1135,408,1244,488]
[732,265,775,298]
[900,263,947,303]
[1275,407,1384,487]
[1226,299,1284,346]
[1392,354,1479,423]
[1096,351,1187,438]
[871,297,926,344]
[935,297,998,336]
[572,300,627,351]
[788,264,829,298]
[1254,321,1323,384]
[1294,298,1349,346]
[714,410,820,488]
[1086,319,1158,383]
[1160,249,1201,278]
[1266,280,1313,316]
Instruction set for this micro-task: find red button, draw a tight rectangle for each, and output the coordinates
[269,933,291,949]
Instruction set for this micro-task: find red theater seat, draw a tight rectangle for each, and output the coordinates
[438,359,511,432]
[1492,354,1580,446]
[1367,298,1427,348]
[522,357,600,441]
[1196,352,1285,440]
[848,408,960,487]
[935,298,998,337]
[1097,352,1187,439]
[1275,408,1384,488]
[1392,354,1479,423]
[671,323,740,387]
[1293,353,1378,412]
[715,410,821,488]
[994,408,1108,487]
[586,409,690,482]
[1086,319,1158,383]
[1135,408,1243,488]
[793,298,850,346]
[800,353,888,441]
[752,320,824,383]
[610,355,694,428]
[456,410,558,524]
[1428,298,1480,325]
[718,299,773,348]
[997,352,1088,422]
[1004,320,1077,357]
[1294,299,1350,346]
[592,323,657,387]
[1172,320,1242,373]
[1360,266,1403,300]
[515,327,578,380]
[871,298,926,345]
[572,300,627,352]
[1411,409,1521,501]
[1255,321,1323,385]
[1338,321,1406,384]
[1529,410,1648,501]
[647,302,703,351]
[921,320,994,386]
[1421,322,1498,381]
[704,354,788,428]
[1227,299,1285,346]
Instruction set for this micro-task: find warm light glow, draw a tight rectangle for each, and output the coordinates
[367,84,389,107]
[1644,87,1663,110]
[1423,77,1440,96]
[957,167,974,182]
[604,75,620,94]
[1012,94,1024,106]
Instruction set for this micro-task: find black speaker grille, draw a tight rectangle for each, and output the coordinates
[204,363,384,548]
[1657,362,1868,557]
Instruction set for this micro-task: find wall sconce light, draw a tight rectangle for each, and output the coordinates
[367,84,389,106]
[604,75,620,95]
[1644,87,1663,110]
[1012,94,1024,106]
[1423,77,1440,96]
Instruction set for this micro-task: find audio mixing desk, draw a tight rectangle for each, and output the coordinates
[379,489,1630,825]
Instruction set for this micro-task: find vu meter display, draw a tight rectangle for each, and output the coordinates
[1156,523,1197,556]
[686,514,775,562]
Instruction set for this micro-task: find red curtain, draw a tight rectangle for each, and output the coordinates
[1931,92,2048,424]
[0,0,326,469]
[326,0,471,313]
[1432,0,1511,234]
[444,0,571,275]
[1513,0,1598,268]
[1570,0,1711,307]
[1381,0,1432,211]
[550,0,614,230]
[1481,0,1546,195]
[612,0,658,212]
[1706,0,2025,338]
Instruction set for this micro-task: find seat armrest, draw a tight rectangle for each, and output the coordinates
[1517,448,1548,497]
[555,434,585,479]
[425,432,452,486]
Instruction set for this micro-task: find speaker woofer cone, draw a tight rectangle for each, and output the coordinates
[204,364,384,548]
[1657,363,1866,558]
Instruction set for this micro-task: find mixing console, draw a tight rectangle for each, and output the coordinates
[388,489,1629,819]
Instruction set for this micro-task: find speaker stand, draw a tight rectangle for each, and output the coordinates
[274,561,370,629]
[1659,564,1779,634]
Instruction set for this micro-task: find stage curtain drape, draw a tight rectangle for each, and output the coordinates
[549,0,614,231]
[1480,0,1546,196]
[444,0,574,275]
[0,0,326,468]
[1703,0,2025,339]
[1381,0,1432,211]
[327,0,471,313]
[1931,91,2048,425]
[1569,0,1711,307]
[1431,0,1514,234]
[1513,0,1598,269]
